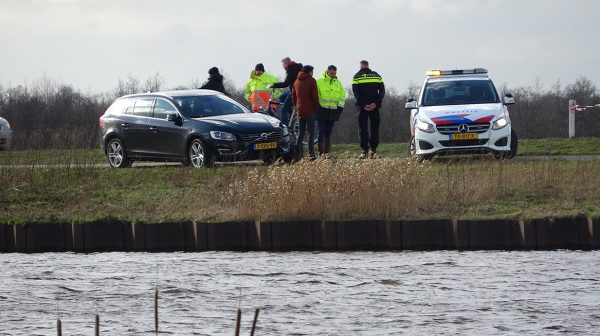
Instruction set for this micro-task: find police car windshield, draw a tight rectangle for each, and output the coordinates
[174,95,249,118]
[422,80,499,106]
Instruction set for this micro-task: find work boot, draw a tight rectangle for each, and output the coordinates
[369,150,379,159]
[359,152,369,159]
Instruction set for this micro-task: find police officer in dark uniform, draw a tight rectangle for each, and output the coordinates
[352,60,385,159]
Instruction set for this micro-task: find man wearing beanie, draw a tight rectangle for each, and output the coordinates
[292,65,319,160]
[199,67,228,95]
[243,63,281,111]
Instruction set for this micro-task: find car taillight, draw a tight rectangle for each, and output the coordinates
[99,117,104,128]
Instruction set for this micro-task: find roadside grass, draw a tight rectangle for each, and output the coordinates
[1,157,599,223]
[0,148,105,165]
[1,137,598,166]
[517,137,600,156]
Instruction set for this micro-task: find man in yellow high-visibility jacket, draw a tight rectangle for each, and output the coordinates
[244,63,281,111]
[316,65,345,156]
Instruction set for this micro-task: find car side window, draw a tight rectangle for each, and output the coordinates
[153,99,178,119]
[122,99,135,114]
[132,99,154,117]
[106,99,131,115]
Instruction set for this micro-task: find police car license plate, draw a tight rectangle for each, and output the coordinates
[451,133,478,140]
[254,142,277,150]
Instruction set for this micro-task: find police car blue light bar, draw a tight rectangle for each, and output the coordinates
[426,68,488,76]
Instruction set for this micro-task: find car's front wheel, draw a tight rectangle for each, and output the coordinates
[409,136,433,162]
[188,139,214,168]
[493,129,518,160]
[106,138,131,168]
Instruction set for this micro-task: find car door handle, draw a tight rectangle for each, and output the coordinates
[121,123,129,127]
[149,126,158,133]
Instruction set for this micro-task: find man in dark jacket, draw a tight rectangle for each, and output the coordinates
[352,60,385,159]
[199,67,228,95]
[292,65,319,160]
[269,57,303,126]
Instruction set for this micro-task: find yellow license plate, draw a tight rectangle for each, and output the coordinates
[451,133,478,140]
[254,142,277,150]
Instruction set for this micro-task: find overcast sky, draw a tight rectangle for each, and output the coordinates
[1,0,599,94]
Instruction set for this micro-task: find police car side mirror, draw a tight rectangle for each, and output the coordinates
[405,98,418,109]
[503,94,515,105]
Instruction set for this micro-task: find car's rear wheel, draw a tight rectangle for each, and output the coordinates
[188,139,214,168]
[106,138,131,168]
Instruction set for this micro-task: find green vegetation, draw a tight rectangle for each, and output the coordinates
[518,137,600,156]
[0,137,599,166]
[1,155,599,223]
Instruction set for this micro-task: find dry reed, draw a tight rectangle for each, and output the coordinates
[227,158,600,221]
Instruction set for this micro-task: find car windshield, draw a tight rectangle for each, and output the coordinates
[173,94,249,118]
[422,80,500,106]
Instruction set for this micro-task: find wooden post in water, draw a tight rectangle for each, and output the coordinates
[250,308,260,336]
[154,285,159,335]
[56,319,62,336]
[95,314,100,336]
[234,309,241,336]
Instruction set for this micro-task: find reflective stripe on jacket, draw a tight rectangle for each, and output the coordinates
[244,71,281,110]
[316,71,346,109]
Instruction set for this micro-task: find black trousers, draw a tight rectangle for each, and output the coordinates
[297,116,316,157]
[357,107,380,153]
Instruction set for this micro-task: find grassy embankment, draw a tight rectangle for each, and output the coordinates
[1,137,599,224]
[1,137,599,166]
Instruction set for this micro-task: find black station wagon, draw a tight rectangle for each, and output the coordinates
[99,90,291,168]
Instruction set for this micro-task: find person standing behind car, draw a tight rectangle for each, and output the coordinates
[199,67,229,95]
[269,57,303,126]
[292,65,319,160]
[352,60,385,159]
[243,63,281,112]
[316,65,345,157]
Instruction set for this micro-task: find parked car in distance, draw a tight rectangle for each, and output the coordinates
[99,90,291,168]
[0,117,12,150]
[405,68,517,161]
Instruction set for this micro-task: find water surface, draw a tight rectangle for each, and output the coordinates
[0,251,599,335]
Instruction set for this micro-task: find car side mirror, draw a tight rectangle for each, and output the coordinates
[504,94,515,105]
[166,113,182,125]
[405,98,418,109]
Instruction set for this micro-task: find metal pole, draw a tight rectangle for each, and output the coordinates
[250,308,260,336]
[154,285,159,335]
[95,314,100,336]
[57,319,62,336]
[569,99,576,139]
[234,309,241,336]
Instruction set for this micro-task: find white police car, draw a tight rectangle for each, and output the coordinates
[405,68,517,161]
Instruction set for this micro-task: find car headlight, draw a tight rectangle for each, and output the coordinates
[416,119,435,133]
[210,131,236,141]
[282,125,289,136]
[492,117,508,130]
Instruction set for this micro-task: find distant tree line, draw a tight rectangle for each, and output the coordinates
[0,74,598,150]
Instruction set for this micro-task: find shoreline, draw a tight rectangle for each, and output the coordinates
[1,216,598,253]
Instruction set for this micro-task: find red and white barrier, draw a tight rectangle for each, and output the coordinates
[569,99,600,139]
